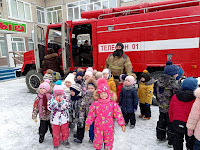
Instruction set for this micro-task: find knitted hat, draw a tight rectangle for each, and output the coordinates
[70,83,81,96]
[68,73,75,79]
[86,78,98,89]
[116,42,124,49]
[181,77,198,91]
[64,76,75,84]
[85,71,93,78]
[166,61,173,65]
[76,71,84,77]
[141,70,151,82]
[39,79,51,92]
[95,71,103,80]
[119,74,128,82]
[46,69,54,75]
[97,78,110,96]
[52,72,61,82]
[53,80,64,96]
[125,76,136,85]
[86,67,93,73]
[164,64,179,76]
[43,73,53,83]
[102,68,111,79]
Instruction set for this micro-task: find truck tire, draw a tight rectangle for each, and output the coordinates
[26,69,43,94]
[151,71,164,106]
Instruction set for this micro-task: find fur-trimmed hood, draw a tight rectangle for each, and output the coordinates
[85,78,98,89]
[44,53,58,59]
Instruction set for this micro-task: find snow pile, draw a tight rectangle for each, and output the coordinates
[0,78,187,150]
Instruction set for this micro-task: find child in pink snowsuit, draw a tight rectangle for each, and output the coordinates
[85,78,126,150]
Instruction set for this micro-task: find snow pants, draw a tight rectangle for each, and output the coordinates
[156,112,174,145]
[89,123,94,141]
[39,120,52,136]
[194,138,200,150]
[139,103,151,118]
[52,122,69,146]
[173,130,194,150]
[122,111,136,125]
[93,126,114,150]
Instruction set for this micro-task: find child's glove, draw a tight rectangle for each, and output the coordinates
[121,125,126,132]
[188,129,193,137]
[33,119,37,123]
[85,124,90,132]
[133,105,137,112]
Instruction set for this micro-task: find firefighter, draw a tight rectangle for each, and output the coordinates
[105,42,133,85]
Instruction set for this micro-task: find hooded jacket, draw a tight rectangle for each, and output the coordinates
[137,78,155,105]
[107,76,117,93]
[156,74,180,113]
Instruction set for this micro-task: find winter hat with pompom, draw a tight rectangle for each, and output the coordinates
[97,78,110,96]
[141,70,151,82]
[85,71,93,78]
[95,71,103,80]
[164,64,179,76]
[86,67,93,73]
[53,80,64,96]
[76,71,84,77]
[64,76,75,84]
[39,79,51,92]
[52,72,61,83]
[102,68,111,79]
[125,76,136,85]
[181,77,198,91]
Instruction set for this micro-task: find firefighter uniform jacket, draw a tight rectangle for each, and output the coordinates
[105,53,132,76]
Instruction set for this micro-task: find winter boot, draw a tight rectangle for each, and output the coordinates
[39,134,45,143]
[53,146,59,150]
[73,138,82,143]
[130,125,135,129]
[139,114,144,118]
[63,139,70,148]
[167,143,173,148]
[143,117,150,120]
[89,139,93,143]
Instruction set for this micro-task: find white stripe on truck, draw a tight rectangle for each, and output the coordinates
[98,37,199,53]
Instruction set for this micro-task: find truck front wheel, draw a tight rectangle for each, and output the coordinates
[26,69,43,94]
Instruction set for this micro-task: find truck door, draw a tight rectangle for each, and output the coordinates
[61,21,71,74]
[34,24,46,73]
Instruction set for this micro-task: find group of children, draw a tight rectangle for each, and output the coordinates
[32,63,200,150]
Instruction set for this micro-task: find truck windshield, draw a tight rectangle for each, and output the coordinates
[47,28,61,54]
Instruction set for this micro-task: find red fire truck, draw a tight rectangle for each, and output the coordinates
[22,0,200,93]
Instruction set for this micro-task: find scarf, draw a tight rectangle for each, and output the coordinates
[71,95,81,101]
[38,93,51,118]
[123,84,135,90]
[113,49,123,58]
[98,98,111,103]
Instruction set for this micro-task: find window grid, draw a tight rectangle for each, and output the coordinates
[36,6,46,24]
[47,5,62,24]
[11,37,26,52]
[67,0,115,21]
[7,0,32,22]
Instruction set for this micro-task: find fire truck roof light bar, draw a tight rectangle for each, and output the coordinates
[96,0,200,19]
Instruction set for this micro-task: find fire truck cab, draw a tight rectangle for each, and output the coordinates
[22,0,200,93]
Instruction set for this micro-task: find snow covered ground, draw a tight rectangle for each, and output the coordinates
[0,78,187,150]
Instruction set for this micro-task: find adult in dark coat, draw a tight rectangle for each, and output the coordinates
[41,48,64,76]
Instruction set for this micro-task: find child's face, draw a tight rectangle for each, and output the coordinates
[77,76,83,80]
[39,88,47,94]
[100,92,108,100]
[124,79,132,87]
[73,72,77,77]
[88,85,95,92]
[141,77,145,82]
[102,73,108,79]
[173,74,178,79]
[70,90,75,96]
[85,75,90,80]
[65,81,72,88]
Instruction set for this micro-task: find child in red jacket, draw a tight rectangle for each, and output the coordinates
[169,77,198,150]
[117,74,127,103]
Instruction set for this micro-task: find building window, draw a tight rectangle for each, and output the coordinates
[7,0,32,21]
[11,37,26,52]
[0,37,6,57]
[47,6,62,24]
[67,0,117,21]
[28,38,34,51]
[36,6,45,24]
